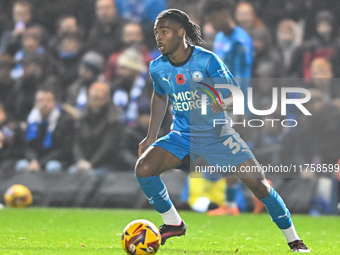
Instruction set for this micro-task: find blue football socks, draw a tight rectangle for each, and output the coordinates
[260,187,292,229]
[136,176,173,213]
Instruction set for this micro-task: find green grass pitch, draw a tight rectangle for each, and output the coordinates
[0,208,339,254]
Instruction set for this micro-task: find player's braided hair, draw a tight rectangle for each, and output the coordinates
[156,9,205,45]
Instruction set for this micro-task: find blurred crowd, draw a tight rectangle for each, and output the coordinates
[0,0,340,178]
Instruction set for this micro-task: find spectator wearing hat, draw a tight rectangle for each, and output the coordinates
[71,82,122,176]
[112,47,147,127]
[87,0,124,57]
[303,10,337,79]
[66,51,105,111]
[0,0,34,55]
[104,22,153,82]
[304,0,340,40]
[16,85,75,172]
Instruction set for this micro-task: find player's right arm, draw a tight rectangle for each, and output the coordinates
[138,90,168,157]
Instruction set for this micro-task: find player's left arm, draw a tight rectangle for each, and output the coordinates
[207,54,238,113]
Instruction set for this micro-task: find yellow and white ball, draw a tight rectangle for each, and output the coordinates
[122,219,161,255]
[4,184,33,208]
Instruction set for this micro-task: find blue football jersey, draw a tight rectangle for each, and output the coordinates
[149,46,238,137]
[213,26,253,80]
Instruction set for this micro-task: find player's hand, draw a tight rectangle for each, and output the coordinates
[210,99,227,113]
[138,137,156,158]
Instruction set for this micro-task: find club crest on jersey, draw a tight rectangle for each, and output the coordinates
[176,73,186,85]
[192,71,203,82]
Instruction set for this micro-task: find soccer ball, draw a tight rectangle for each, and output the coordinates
[4,184,33,208]
[122,219,161,255]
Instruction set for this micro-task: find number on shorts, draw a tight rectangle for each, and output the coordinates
[223,136,241,154]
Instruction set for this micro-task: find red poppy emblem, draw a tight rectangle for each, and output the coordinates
[176,73,186,85]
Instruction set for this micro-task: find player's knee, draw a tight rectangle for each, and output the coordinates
[134,158,155,178]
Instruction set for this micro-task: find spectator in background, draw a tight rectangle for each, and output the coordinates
[55,32,83,99]
[0,103,25,176]
[235,2,266,37]
[27,0,81,34]
[0,55,15,112]
[309,57,340,102]
[57,16,78,35]
[303,10,337,79]
[119,103,150,170]
[16,86,75,172]
[251,27,279,78]
[201,22,216,51]
[304,0,340,40]
[105,22,152,82]
[9,53,49,121]
[11,25,46,80]
[112,47,147,126]
[0,0,33,55]
[87,0,123,57]
[49,16,80,56]
[275,19,304,78]
[71,82,122,176]
[66,51,105,111]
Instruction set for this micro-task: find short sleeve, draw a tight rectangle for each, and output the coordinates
[150,71,166,95]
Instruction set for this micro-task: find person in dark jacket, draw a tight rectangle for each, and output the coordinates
[0,0,34,55]
[16,86,75,172]
[71,82,122,176]
[86,0,123,56]
[55,33,83,92]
